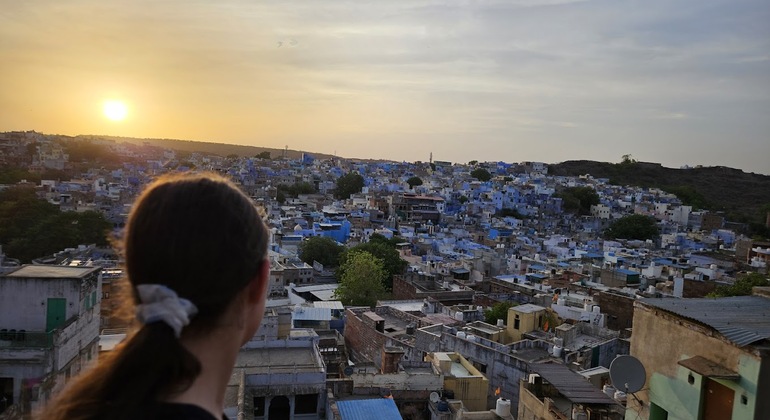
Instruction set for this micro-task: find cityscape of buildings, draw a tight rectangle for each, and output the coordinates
[1,131,769,420]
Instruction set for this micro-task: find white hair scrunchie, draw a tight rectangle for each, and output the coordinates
[135,284,198,338]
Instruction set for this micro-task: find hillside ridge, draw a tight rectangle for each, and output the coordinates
[550,160,770,225]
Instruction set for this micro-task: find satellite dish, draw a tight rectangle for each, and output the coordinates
[429,392,440,403]
[609,355,646,393]
[343,366,354,376]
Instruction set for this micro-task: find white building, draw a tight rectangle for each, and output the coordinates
[590,204,611,220]
[0,265,101,416]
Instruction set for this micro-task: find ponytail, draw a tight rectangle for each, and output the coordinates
[43,323,200,420]
[40,173,269,419]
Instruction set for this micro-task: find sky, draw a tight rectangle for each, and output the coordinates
[1,0,768,173]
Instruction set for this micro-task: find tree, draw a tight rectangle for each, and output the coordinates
[277,182,316,197]
[0,187,111,262]
[369,233,404,248]
[468,160,478,166]
[484,302,516,325]
[334,172,364,199]
[663,185,708,210]
[255,151,271,160]
[470,168,491,182]
[338,241,407,290]
[497,208,526,219]
[0,187,58,243]
[556,186,600,215]
[298,236,344,268]
[333,251,387,307]
[621,154,637,164]
[604,214,659,241]
[406,176,423,189]
[0,166,41,184]
[708,273,769,297]
[458,195,469,204]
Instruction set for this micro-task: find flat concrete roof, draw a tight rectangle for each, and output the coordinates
[234,347,324,376]
[513,303,547,314]
[4,265,100,279]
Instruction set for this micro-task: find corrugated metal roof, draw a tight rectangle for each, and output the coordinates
[292,307,332,321]
[5,265,99,278]
[337,398,402,420]
[531,363,619,405]
[311,289,338,301]
[641,296,770,347]
[313,301,344,310]
[292,284,339,293]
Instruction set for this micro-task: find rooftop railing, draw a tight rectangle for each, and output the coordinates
[0,329,53,348]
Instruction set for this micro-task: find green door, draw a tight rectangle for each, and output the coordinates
[46,298,66,332]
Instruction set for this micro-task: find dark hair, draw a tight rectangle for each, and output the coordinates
[42,173,268,420]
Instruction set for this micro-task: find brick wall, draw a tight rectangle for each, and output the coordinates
[682,278,718,298]
[595,291,634,331]
[344,308,388,367]
[393,275,418,300]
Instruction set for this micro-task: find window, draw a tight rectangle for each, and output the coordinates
[514,315,520,330]
[471,360,487,374]
[649,402,668,420]
[253,397,265,417]
[295,394,318,415]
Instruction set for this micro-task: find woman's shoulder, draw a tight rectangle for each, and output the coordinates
[155,402,226,420]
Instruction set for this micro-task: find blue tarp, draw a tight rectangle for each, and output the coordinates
[337,399,402,420]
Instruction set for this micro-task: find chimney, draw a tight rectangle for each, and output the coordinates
[381,347,405,374]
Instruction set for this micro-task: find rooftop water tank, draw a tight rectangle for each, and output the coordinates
[614,390,627,403]
[553,345,563,358]
[572,407,587,420]
[495,398,511,417]
[437,401,449,412]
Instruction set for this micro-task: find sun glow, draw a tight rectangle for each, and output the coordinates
[103,100,128,121]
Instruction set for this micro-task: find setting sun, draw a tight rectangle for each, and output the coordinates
[103,100,128,121]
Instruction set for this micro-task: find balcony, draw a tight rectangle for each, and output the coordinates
[0,330,53,348]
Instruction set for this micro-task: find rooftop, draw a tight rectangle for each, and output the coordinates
[313,300,344,310]
[513,303,547,314]
[234,346,324,376]
[4,265,100,279]
[292,306,332,321]
[336,398,402,420]
[640,296,770,347]
[531,363,619,405]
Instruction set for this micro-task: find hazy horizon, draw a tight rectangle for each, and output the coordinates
[1,0,768,173]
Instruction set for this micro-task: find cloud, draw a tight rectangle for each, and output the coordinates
[0,0,768,173]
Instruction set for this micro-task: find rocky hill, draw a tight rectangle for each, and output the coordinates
[549,160,770,225]
[79,135,335,160]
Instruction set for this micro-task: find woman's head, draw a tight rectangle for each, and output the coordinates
[42,173,270,420]
[124,172,269,333]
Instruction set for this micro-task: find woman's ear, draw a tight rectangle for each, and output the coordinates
[247,260,270,305]
[241,260,270,344]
